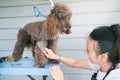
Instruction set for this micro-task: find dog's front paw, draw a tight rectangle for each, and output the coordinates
[48,59,59,64]
[39,63,45,68]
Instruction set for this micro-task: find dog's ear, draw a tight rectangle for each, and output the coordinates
[44,14,59,35]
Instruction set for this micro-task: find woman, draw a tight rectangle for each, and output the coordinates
[42,24,120,80]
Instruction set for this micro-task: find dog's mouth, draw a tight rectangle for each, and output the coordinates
[61,23,67,32]
[60,21,71,34]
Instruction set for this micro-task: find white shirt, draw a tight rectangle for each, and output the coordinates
[88,60,120,80]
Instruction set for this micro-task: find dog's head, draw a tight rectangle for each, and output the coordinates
[44,2,72,35]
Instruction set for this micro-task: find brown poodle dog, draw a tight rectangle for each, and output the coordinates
[12,2,72,67]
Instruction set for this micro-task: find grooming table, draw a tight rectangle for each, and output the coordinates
[0,57,59,80]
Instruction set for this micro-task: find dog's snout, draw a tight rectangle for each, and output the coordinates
[68,26,71,28]
[66,24,71,28]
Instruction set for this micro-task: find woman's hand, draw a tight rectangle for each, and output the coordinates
[49,66,64,80]
[42,48,60,60]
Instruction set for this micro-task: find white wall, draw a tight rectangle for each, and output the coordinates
[0,0,120,80]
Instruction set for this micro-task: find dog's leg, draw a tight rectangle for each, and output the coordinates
[31,40,36,57]
[12,29,30,60]
[12,40,24,60]
[47,40,54,49]
[34,44,48,67]
[47,40,59,63]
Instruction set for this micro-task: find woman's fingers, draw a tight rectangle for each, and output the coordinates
[42,47,55,59]
[42,48,48,56]
[49,66,62,74]
[44,48,54,54]
[49,66,64,80]
[42,47,60,60]
[42,48,52,54]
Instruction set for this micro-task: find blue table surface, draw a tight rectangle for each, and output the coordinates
[0,57,59,75]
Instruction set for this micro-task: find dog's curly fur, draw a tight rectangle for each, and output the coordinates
[12,2,72,67]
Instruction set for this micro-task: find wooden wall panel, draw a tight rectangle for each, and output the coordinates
[0,0,120,80]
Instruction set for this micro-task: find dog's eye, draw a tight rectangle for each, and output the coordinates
[57,16,66,20]
[57,17,61,20]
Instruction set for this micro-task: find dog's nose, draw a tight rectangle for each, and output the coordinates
[65,24,71,28]
[68,26,71,28]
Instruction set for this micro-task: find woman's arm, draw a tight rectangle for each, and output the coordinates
[59,57,91,69]
[42,48,91,69]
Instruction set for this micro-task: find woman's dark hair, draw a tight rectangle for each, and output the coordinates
[89,24,120,64]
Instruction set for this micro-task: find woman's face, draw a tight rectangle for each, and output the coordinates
[85,37,99,64]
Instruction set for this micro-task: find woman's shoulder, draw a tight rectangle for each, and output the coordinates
[106,69,120,80]
[111,68,120,74]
